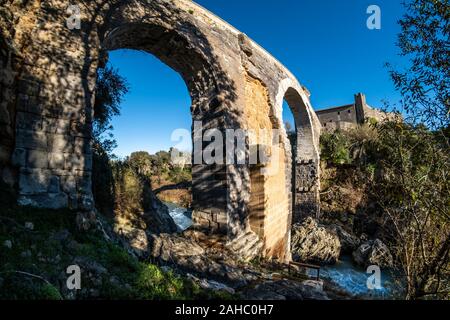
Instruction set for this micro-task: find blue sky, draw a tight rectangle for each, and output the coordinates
[109,0,406,157]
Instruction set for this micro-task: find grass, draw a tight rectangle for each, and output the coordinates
[0,185,234,300]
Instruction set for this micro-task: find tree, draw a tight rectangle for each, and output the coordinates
[387,0,449,129]
[92,64,129,214]
[93,65,129,154]
[373,122,449,299]
[378,0,450,299]
[129,151,153,176]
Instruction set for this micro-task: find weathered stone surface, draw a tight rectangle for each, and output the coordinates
[27,149,48,168]
[352,239,393,268]
[19,169,51,195]
[11,148,26,167]
[150,233,205,261]
[242,279,329,300]
[18,192,68,209]
[0,0,322,261]
[227,231,263,262]
[329,224,360,254]
[291,217,341,264]
[115,223,149,258]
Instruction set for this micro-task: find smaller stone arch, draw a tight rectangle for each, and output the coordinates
[275,78,321,224]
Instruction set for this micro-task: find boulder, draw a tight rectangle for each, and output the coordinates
[149,233,220,276]
[149,233,256,285]
[150,233,205,261]
[144,191,178,234]
[352,239,393,268]
[329,224,360,254]
[291,217,341,264]
[114,223,149,258]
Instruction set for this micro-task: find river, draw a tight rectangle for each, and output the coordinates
[165,202,400,298]
[321,255,401,298]
[164,202,193,232]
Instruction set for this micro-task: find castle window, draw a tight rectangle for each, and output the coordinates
[337,111,340,115]
[348,110,351,113]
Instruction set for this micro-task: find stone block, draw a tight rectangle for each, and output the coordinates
[19,170,51,195]
[17,79,40,97]
[15,129,47,150]
[16,112,42,131]
[47,134,73,153]
[60,174,76,194]
[48,152,65,169]
[27,149,48,168]
[65,153,86,171]
[18,193,68,209]
[215,212,228,225]
[48,176,60,193]
[74,137,91,155]
[1,167,16,187]
[11,148,26,167]
[16,94,30,112]
[42,118,70,134]
[76,173,91,194]
[70,121,92,138]
[0,102,10,125]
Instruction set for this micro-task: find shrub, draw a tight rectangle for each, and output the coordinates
[320,131,351,165]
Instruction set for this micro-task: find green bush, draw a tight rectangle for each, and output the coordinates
[320,131,351,165]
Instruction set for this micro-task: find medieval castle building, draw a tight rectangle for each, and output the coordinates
[316,93,392,132]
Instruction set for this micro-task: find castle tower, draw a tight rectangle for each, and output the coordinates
[354,93,366,124]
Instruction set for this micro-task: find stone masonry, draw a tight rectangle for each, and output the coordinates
[316,93,395,132]
[0,0,321,261]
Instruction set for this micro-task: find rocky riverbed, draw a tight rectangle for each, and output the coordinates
[160,203,402,299]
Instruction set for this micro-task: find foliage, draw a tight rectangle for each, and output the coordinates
[135,264,187,300]
[0,200,229,300]
[93,65,129,151]
[319,124,449,299]
[386,0,449,129]
[168,166,192,184]
[92,64,129,214]
[320,130,352,165]
[376,0,450,299]
[112,161,153,215]
[92,142,115,216]
[370,121,450,299]
[129,151,153,176]
[127,149,192,185]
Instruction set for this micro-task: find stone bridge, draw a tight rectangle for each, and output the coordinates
[0,0,321,261]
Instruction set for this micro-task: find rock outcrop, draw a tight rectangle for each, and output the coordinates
[227,231,263,262]
[143,192,178,234]
[329,224,360,254]
[148,232,262,286]
[352,239,393,268]
[291,217,341,264]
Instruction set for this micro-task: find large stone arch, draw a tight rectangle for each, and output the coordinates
[0,0,321,261]
[100,19,236,238]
